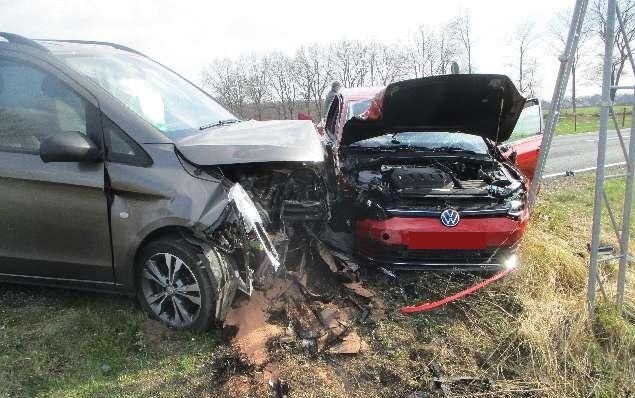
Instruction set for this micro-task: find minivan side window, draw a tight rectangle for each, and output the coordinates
[0,58,88,155]
[102,116,152,166]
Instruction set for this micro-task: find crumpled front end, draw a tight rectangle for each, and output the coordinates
[174,118,329,321]
[190,182,282,321]
[188,161,329,321]
[336,147,529,271]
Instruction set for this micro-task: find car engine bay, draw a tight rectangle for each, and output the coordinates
[345,155,527,220]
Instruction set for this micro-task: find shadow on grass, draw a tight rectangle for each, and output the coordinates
[0,283,223,398]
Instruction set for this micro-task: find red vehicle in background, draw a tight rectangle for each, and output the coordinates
[499,97,543,182]
[320,75,543,272]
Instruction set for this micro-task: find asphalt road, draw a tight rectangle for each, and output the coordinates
[543,130,631,178]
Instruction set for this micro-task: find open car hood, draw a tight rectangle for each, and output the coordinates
[176,120,324,166]
[341,74,526,145]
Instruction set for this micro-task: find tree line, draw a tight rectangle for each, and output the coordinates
[200,11,475,120]
[200,0,635,125]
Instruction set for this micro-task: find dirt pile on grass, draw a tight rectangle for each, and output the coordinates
[212,176,635,397]
[224,290,285,366]
[220,245,386,396]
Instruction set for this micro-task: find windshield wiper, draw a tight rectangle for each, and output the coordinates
[199,119,241,131]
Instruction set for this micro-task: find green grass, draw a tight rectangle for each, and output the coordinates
[0,289,223,397]
[1,175,634,397]
[551,105,632,135]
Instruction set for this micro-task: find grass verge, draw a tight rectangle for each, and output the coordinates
[0,174,634,397]
[550,105,632,135]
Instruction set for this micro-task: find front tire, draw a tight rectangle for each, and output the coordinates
[136,237,216,332]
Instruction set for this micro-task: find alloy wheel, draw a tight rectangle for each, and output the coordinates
[140,252,202,328]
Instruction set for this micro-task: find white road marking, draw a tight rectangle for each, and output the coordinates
[543,161,628,179]
[584,134,630,142]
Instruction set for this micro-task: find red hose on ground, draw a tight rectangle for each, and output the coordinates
[400,266,515,315]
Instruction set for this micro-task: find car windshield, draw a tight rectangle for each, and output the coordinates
[62,52,237,140]
[346,99,373,121]
[349,131,490,154]
[509,103,541,140]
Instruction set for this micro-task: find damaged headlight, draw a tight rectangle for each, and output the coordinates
[487,181,521,198]
[357,193,389,220]
[507,199,524,218]
[228,183,280,270]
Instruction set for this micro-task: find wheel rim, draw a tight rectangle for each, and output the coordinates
[141,252,202,328]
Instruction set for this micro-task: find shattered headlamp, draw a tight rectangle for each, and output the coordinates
[357,191,389,220]
[507,199,524,218]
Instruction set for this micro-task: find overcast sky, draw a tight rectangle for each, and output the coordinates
[0,0,619,98]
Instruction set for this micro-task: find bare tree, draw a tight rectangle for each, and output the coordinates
[201,58,247,117]
[590,0,635,88]
[525,59,540,98]
[241,55,271,120]
[294,44,333,119]
[368,41,408,85]
[451,9,475,73]
[511,21,539,96]
[331,40,370,87]
[436,22,458,75]
[199,16,551,120]
[404,25,437,78]
[267,52,298,119]
[549,8,592,131]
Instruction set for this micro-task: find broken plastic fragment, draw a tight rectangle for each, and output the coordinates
[327,331,368,354]
[342,282,375,299]
[228,183,280,270]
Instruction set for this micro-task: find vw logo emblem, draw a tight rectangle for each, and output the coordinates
[440,208,460,227]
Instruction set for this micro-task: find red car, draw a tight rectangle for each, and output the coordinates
[321,74,542,272]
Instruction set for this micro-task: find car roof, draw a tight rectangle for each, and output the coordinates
[0,32,144,57]
[37,39,145,57]
[340,86,383,101]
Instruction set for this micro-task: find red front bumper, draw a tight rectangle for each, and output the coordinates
[355,211,528,270]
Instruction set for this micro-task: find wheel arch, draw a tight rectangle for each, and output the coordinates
[131,223,239,323]
[132,225,196,286]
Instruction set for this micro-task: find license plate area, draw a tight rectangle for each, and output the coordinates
[407,232,487,250]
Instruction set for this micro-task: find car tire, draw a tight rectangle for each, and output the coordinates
[136,236,217,332]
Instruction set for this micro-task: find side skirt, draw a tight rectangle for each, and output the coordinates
[0,273,131,296]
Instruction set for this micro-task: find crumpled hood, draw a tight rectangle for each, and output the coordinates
[342,74,526,145]
[176,119,324,166]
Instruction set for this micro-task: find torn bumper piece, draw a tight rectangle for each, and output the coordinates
[200,183,283,321]
[400,256,517,315]
[228,183,280,271]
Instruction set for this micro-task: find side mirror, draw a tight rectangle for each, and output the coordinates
[40,131,101,163]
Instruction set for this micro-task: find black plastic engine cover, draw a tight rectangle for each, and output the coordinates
[389,167,453,190]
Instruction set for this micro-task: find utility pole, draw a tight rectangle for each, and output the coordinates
[587,0,615,311]
[529,0,634,315]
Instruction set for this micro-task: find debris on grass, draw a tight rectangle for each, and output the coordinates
[342,282,375,299]
[222,239,380,395]
[209,346,253,387]
[4,176,635,398]
[327,331,369,355]
[269,377,291,398]
[223,291,285,366]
